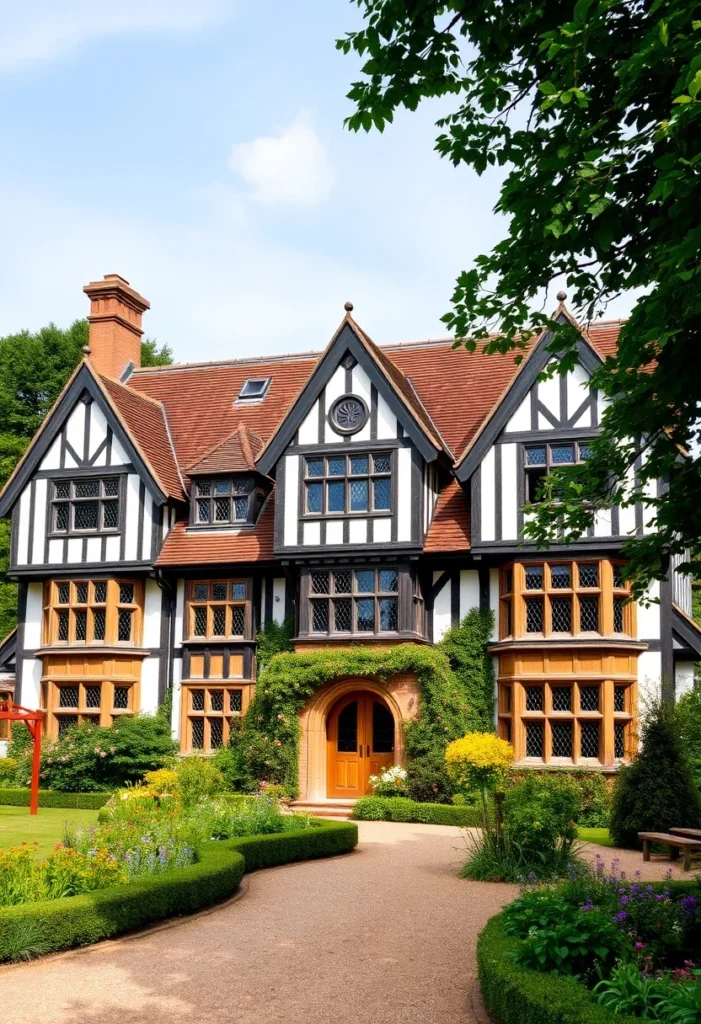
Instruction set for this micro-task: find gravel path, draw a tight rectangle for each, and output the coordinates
[2,822,514,1024]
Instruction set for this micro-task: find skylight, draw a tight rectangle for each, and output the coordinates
[237,377,271,402]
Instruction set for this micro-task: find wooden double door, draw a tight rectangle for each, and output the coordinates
[326,691,395,798]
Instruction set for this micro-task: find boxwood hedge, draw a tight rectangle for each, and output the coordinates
[0,789,112,809]
[0,819,358,962]
[478,882,700,1024]
[352,795,480,826]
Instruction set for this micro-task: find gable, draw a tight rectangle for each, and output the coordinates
[455,322,604,483]
[0,362,176,518]
[257,319,445,476]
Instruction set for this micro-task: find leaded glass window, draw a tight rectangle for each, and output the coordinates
[188,580,250,639]
[50,477,120,534]
[303,452,392,515]
[524,441,592,504]
[308,567,401,636]
[49,580,139,646]
[193,478,253,525]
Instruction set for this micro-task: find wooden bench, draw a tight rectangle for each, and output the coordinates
[670,827,701,842]
[638,832,701,872]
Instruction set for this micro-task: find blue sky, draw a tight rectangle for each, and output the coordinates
[0,1,634,362]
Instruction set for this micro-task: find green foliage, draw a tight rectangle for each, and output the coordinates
[340,2,701,601]
[256,614,294,670]
[478,915,633,1024]
[512,769,611,827]
[439,609,494,731]
[0,820,357,962]
[0,759,16,786]
[462,774,581,881]
[595,964,701,1024]
[156,686,173,725]
[172,757,225,808]
[20,716,177,792]
[405,749,456,803]
[229,642,476,796]
[675,688,701,794]
[610,703,701,848]
[0,318,173,635]
[516,903,625,979]
[0,790,110,809]
[352,795,480,826]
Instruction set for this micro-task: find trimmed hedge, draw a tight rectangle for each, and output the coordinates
[352,795,480,826]
[478,884,700,1024]
[0,819,358,962]
[0,789,112,809]
[477,914,637,1024]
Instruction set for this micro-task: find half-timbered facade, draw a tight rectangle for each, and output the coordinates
[1,274,698,803]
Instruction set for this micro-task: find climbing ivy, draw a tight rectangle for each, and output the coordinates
[228,610,495,798]
[438,608,495,733]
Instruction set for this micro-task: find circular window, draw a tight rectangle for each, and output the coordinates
[329,394,369,436]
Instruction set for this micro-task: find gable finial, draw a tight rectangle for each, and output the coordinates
[556,290,567,302]
[344,301,354,313]
[82,345,92,359]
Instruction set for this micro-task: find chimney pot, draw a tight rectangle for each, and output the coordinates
[83,274,150,379]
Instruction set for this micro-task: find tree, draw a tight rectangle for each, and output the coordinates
[338,1,701,600]
[0,320,172,637]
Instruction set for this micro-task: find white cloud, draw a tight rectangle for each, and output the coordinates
[0,0,229,73]
[228,110,334,207]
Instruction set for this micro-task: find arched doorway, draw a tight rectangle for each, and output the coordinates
[326,690,395,798]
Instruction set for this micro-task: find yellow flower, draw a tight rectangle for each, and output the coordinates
[445,732,514,792]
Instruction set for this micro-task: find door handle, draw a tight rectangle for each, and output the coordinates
[367,745,370,757]
[358,746,363,757]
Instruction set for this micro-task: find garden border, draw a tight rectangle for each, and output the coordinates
[0,789,112,809]
[0,819,358,963]
[478,884,701,1024]
[352,796,481,826]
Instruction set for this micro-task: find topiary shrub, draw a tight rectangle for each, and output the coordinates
[610,702,701,849]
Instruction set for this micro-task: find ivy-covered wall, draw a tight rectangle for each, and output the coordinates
[217,609,495,799]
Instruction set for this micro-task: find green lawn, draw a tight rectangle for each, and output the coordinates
[0,806,99,856]
[578,826,614,848]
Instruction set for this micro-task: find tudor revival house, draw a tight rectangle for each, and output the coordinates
[1,274,699,805]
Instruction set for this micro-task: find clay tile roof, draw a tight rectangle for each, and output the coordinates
[155,494,275,566]
[99,375,185,501]
[129,353,319,478]
[186,424,265,476]
[424,479,471,552]
[347,315,450,455]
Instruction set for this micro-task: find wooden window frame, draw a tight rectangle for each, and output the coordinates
[49,476,122,538]
[500,559,634,640]
[44,679,137,738]
[302,451,393,519]
[187,580,252,641]
[307,566,400,636]
[192,477,253,527]
[44,579,143,648]
[180,682,250,754]
[523,440,592,504]
[498,678,635,766]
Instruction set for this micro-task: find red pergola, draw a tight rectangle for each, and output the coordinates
[0,700,44,814]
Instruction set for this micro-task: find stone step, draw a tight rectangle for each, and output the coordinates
[290,799,356,820]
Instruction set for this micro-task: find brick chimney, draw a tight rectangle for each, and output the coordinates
[83,274,150,379]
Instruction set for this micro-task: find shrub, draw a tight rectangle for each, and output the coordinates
[445,732,514,796]
[406,750,457,803]
[30,716,176,792]
[610,702,701,849]
[0,757,17,786]
[675,688,701,795]
[352,795,480,826]
[516,902,625,979]
[368,765,407,797]
[142,768,179,795]
[173,757,224,807]
[0,845,127,906]
[511,769,611,827]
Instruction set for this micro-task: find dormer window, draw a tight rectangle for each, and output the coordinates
[237,378,271,402]
[194,478,252,525]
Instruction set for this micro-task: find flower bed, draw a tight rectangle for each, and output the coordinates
[0,819,358,962]
[478,860,701,1024]
[352,795,480,826]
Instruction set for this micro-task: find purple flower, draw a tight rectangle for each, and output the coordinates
[614,911,628,923]
[681,896,698,918]
[635,942,646,950]
[620,896,629,906]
